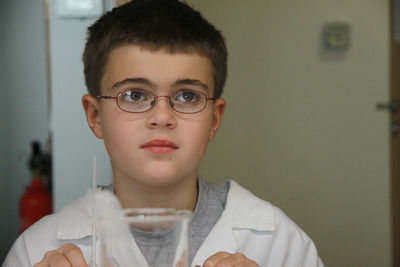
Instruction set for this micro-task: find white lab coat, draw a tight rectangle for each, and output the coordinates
[3,180,324,267]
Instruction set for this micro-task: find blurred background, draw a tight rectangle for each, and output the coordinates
[0,0,395,266]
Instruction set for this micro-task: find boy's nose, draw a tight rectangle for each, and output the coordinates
[145,97,177,129]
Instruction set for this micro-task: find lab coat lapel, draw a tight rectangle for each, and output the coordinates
[191,180,275,266]
[191,214,239,266]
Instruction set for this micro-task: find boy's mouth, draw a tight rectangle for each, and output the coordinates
[140,139,178,154]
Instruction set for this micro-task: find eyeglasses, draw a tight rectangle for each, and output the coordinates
[97,89,214,114]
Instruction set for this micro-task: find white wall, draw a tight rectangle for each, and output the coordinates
[48,0,114,211]
[0,0,48,262]
[188,0,391,266]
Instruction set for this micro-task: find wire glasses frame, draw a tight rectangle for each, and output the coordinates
[96,89,214,114]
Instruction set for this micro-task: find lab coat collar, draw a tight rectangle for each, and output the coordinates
[57,188,93,240]
[225,180,275,232]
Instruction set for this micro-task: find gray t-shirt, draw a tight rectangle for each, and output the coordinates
[130,178,230,266]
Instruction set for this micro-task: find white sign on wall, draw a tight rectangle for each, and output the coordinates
[56,0,103,18]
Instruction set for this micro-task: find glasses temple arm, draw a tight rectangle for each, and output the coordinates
[96,96,117,99]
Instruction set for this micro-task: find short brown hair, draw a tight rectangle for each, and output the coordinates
[82,0,227,99]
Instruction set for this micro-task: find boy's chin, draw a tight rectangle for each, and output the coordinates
[135,169,195,188]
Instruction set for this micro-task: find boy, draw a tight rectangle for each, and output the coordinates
[3,0,324,266]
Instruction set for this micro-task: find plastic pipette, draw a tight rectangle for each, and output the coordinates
[89,156,98,267]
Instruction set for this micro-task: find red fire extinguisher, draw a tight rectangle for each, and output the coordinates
[19,142,52,233]
[20,177,52,233]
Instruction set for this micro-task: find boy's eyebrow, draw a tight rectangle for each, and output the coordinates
[107,78,209,93]
[109,78,155,92]
[173,79,209,92]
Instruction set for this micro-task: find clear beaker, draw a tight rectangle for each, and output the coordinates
[98,208,191,267]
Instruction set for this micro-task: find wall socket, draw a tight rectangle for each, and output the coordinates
[323,22,350,50]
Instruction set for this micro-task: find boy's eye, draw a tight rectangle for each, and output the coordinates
[174,90,200,103]
[122,90,149,102]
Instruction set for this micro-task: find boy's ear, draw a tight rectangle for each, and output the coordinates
[82,94,103,139]
[209,98,226,141]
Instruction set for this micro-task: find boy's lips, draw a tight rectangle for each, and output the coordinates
[140,139,178,153]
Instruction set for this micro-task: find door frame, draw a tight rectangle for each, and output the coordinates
[390,0,400,266]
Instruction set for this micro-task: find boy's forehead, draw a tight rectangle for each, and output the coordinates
[107,44,211,65]
[101,44,215,94]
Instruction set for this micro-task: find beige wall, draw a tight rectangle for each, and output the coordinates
[189,1,391,266]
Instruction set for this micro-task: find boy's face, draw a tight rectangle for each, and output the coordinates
[82,45,225,189]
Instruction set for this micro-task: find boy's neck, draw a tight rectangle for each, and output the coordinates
[113,175,198,211]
